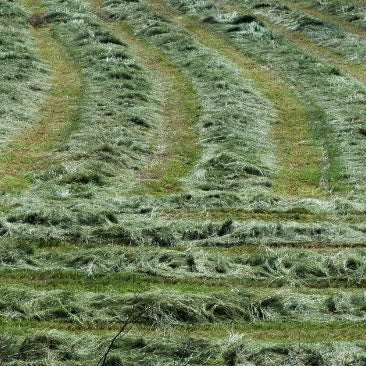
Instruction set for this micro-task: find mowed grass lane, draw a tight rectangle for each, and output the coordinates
[1,319,366,343]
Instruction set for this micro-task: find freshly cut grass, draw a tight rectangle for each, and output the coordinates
[0,24,83,192]
[3,208,366,246]
[0,0,160,238]
[0,1,48,157]
[1,328,366,365]
[245,0,366,69]
[280,0,366,34]
[146,0,325,196]
[102,0,277,194]
[1,286,366,325]
[2,0,366,245]
[86,2,200,195]
[171,0,366,195]
[2,0,366,363]
[2,242,366,287]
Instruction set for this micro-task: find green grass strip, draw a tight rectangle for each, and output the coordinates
[1,319,366,342]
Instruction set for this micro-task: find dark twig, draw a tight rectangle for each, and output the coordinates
[97,293,141,366]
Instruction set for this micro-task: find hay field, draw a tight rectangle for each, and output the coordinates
[1,0,366,364]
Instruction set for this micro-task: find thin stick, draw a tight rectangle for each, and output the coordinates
[97,294,141,366]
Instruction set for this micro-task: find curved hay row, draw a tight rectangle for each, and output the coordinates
[101,0,277,195]
[233,1,366,84]
[174,0,366,195]
[145,0,325,197]
[87,0,200,196]
[1,286,366,325]
[277,0,366,39]
[217,0,366,194]
[0,1,47,156]
[0,1,83,192]
[2,242,366,288]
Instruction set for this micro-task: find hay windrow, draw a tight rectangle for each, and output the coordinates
[0,330,366,365]
[0,0,48,155]
[164,0,366,196]
[1,0,366,244]
[3,243,366,286]
[1,286,366,325]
